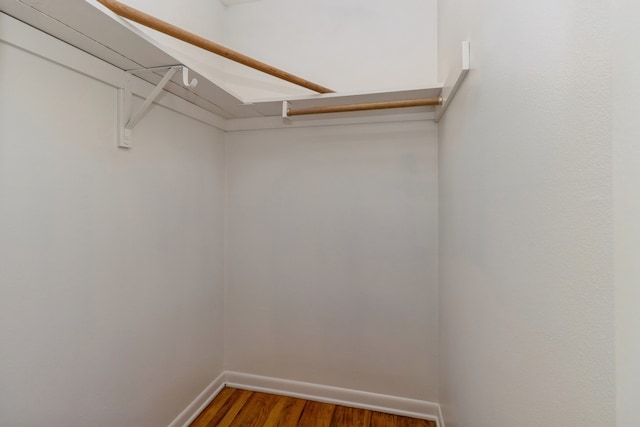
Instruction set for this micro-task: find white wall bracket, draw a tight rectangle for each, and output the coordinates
[435,41,470,122]
[281,101,292,124]
[118,65,198,148]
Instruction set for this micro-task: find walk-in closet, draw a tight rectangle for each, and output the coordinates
[0,1,635,426]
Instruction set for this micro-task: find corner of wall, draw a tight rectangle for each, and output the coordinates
[167,372,227,427]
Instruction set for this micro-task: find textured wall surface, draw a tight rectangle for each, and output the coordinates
[225,121,439,402]
[437,1,615,426]
[0,36,226,426]
[613,1,640,426]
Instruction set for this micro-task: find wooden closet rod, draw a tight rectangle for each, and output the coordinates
[96,0,334,94]
[287,97,443,116]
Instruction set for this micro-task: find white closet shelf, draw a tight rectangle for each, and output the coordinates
[0,0,448,122]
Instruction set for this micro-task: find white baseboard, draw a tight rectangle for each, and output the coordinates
[167,372,226,427]
[169,371,443,427]
[224,371,441,425]
[438,404,446,427]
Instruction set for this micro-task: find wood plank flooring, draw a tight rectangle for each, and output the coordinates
[190,387,436,427]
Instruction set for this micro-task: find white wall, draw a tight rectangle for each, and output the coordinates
[222,0,439,99]
[613,1,640,426]
[224,121,439,402]
[437,1,615,427]
[0,27,226,427]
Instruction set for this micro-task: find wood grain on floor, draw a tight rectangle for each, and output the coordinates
[190,387,436,427]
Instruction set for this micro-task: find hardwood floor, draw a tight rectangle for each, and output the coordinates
[190,387,436,427]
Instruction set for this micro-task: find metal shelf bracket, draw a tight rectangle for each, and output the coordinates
[118,65,198,148]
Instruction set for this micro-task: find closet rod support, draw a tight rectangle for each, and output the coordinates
[435,41,471,122]
[119,65,196,148]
